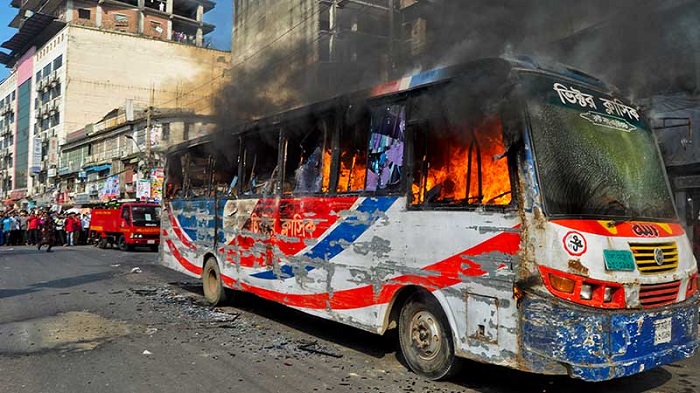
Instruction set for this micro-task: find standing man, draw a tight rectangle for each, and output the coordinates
[3,213,14,246]
[19,211,28,245]
[81,212,90,245]
[27,212,39,245]
[65,213,75,247]
[37,211,56,252]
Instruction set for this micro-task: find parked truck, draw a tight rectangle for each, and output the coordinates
[89,202,161,251]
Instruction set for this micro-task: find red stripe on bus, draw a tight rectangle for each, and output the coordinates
[168,226,520,310]
[552,220,684,237]
[165,238,202,275]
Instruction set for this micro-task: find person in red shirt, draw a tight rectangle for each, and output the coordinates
[27,212,39,246]
[64,213,75,247]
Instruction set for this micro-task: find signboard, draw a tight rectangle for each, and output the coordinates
[31,137,42,174]
[47,167,57,178]
[48,137,59,166]
[674,175,700,190]
[74,193,89,205]
[136,179,151,201]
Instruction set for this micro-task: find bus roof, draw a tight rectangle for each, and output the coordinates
[167,56,612,155]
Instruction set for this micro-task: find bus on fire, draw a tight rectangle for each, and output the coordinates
[161,57,698,381]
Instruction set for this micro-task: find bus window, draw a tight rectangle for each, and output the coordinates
[411,116,512,207]
[366,104,405,192]
[282,118,331,195]
[184,152,212,199]
[241,129,279,196]
[165,153,183,199]
[211,137,241,197]
[336,108,369,193]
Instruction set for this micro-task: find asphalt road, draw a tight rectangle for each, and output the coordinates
[0,245,698,393]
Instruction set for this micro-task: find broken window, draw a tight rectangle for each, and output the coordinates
[241,129,280,196]
[365,104,405,192]
[211,136,241,197]
[407,74,515,208]
[411,115,512,207]
[78,9,91,20]
[183,147,213,199]
[336,107,369,193]
[282,117,330,195]
[165,153,183,199]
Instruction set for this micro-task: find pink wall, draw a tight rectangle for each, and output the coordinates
[16,47,35,85]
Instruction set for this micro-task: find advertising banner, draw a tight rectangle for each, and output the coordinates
[150,168,164,202]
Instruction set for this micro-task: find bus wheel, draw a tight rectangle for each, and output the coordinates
[398,292,456,380]
[202,258,228,306]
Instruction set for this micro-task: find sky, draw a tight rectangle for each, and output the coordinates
[0,0,233,80]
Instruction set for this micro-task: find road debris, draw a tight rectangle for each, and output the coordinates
[298,341,343,358]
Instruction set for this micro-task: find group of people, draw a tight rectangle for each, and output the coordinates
[0,209,91,252]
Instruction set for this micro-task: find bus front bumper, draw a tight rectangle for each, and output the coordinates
[520,294,699,381]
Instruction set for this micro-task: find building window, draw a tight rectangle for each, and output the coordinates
[53,55,63,70]
[114,14,129,27]
[150,21,163,35]
[78,9,91,20]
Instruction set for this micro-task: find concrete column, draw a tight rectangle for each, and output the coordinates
[166,0,173,13]
[137,0,145,34]
[96,4,102,28]
[65,0,74,22]
[196,27,203,46]
[196,4,204,22]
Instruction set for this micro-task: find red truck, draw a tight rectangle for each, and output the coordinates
[89,202,161,251]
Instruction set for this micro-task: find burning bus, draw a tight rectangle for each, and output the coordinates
[160,57,698,381]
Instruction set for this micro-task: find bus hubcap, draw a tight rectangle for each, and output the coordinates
[410,311,440,360]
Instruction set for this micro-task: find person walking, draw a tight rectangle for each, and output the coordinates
[37,211,56,252]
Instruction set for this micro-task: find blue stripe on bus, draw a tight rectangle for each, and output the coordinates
[251,196,397,280]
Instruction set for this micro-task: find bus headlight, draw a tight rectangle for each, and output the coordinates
[580,284,593,300]
[603,287,614,302]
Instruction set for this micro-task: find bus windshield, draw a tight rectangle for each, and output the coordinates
[522,73,676,220]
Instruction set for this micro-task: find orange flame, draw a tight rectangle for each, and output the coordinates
[322,149,331,192]
[412,119,511,205]
[337,153,367,192]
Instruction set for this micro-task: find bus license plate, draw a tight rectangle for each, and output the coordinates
[147,240,156,244]
[654,318,672,345]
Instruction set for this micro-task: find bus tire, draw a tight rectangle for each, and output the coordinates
[398,292,457,380]
[202,258,228,306]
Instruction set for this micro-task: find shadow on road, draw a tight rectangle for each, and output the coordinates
[172,281,675,393]
[0,271,114,300]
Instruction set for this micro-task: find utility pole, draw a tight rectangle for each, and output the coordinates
[145,85,154,177]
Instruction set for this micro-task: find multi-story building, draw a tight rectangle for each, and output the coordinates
[58,104,214,205]
[229,0,394,120]
[0,0,230,208]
